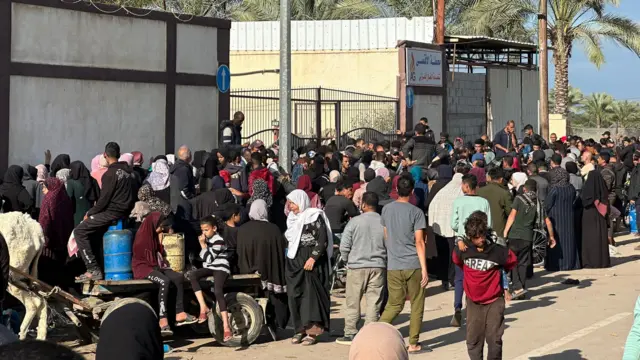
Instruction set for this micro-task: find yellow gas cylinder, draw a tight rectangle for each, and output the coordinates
[162,233,185,272]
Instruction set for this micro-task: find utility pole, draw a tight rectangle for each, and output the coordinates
[435,0,445,44]
[539,0,549,139]
[278,0,292,173]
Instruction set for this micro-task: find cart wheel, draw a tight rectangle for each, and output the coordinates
[208,292,264,347]
[532,229,547,267]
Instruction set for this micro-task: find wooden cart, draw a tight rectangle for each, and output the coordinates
[9,267,269,348]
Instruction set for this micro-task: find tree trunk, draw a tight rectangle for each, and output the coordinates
[552,49,570,116]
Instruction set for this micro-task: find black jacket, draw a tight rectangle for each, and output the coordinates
[614,162,627,201]
[170,160,196,221]
[628,165,640,202]
[87,162,136,217]
[219,120,242,147]
[402,135,437,168]
[619,144,636,172]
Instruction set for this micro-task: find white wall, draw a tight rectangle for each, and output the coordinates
[177,23,218,75]
[488,68,539,139]
[9,77,166,167]
[231,17,433,52]
[447,72,486,142]
[413,95,443,137]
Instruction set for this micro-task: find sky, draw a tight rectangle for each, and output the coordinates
[549,1,640,101]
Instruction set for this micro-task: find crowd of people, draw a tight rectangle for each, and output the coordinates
[0,112,638,359]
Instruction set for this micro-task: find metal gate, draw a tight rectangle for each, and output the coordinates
[230,87,399,149]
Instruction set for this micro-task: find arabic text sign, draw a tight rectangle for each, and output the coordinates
[406,48,443,87]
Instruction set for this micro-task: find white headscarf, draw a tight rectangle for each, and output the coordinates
[329,170,341,183]
[249,199,269,221]
[284,189,333,262]
[510,172,528,191]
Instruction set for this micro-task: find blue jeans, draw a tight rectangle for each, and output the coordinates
[454,266,464,310]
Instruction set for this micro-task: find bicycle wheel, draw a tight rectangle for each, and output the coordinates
[532,229,547,267]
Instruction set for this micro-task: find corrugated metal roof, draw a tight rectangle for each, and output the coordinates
[445,35,537,50]
[231,17,434,51]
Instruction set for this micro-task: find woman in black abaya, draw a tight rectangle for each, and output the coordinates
[545,167,579,271]
[285,190,331,345]
[237,200,289,329]
[581,170,611,268]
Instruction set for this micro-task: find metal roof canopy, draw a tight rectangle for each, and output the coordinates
[444,35,538,70]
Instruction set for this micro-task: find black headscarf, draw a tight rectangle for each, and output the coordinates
[328,158,340,172]
[191,188,234,220]
[549,167,570,188]
[50,154,71,177]
[582,170,609,207]
[367,177,390,201]
[96,302,162,360]
[203,149,220,178]
[193,150,207,169]
[346,166,361,183]
[70,161,99,202]
[0,165,32,213]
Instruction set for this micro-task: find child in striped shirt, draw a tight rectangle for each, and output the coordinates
[189,215,232,342]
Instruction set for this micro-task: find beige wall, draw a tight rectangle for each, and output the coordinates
[230,49,398,97]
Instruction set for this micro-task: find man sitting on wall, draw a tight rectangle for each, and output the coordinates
[74,142,136,281]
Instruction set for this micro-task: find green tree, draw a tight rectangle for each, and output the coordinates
[457,0,640,117]
[582,92,613,128]
[611,100,640,127]
[230,0,383,21]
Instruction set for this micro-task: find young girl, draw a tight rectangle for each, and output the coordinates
[190,215,233,342]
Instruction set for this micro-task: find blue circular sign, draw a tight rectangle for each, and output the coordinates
[216,65,231,93]
[406,87,415,109]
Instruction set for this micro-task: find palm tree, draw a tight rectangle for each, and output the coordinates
[582,92,613,128]
[230,0,383,21]
[611,100,640,128]
[458,0,640,116]
[549,86,584,115]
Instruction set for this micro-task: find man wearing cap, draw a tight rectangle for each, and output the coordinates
[620,137,636,172]
[602,131,611,142]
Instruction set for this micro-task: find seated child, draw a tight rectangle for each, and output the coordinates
[189,216,233,342]
[131,212,197,336]
[452,211,517,360]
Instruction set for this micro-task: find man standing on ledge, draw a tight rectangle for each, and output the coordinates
[220,111,246,149]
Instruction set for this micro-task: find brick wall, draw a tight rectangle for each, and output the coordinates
[447,72,486,144]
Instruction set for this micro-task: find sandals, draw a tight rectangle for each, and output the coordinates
[301,335,318,346]
[197,311,210,324]
[291,333,304,344]
[160,325,173,337]
[223,329,233,342]
[75,270,103,282]
[176,314,198,326]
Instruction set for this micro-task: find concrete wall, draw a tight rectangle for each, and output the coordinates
[447,72,486,142]
[3,1,229,170]
[9,77,166,167]
[412,95,443,138]
[230,50,398,97]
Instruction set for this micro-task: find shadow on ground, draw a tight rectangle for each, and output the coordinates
[528,348,586,359]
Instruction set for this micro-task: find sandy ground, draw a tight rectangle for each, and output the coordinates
[70,233,640,360]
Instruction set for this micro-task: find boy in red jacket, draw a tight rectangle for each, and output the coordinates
[452,211,517,360]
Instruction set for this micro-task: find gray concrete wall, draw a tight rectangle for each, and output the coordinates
[447,72,486,143]
[7,3,223,167]
[413,94,443,138]
[9,77,166,167]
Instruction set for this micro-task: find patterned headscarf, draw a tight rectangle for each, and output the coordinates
[549,167,570,187]
[39,177,74,257]
[137,184,171,216]
[55,168,71,186]
[35,164,48,183]
[145,159,170,191]
[248,179,273,208]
